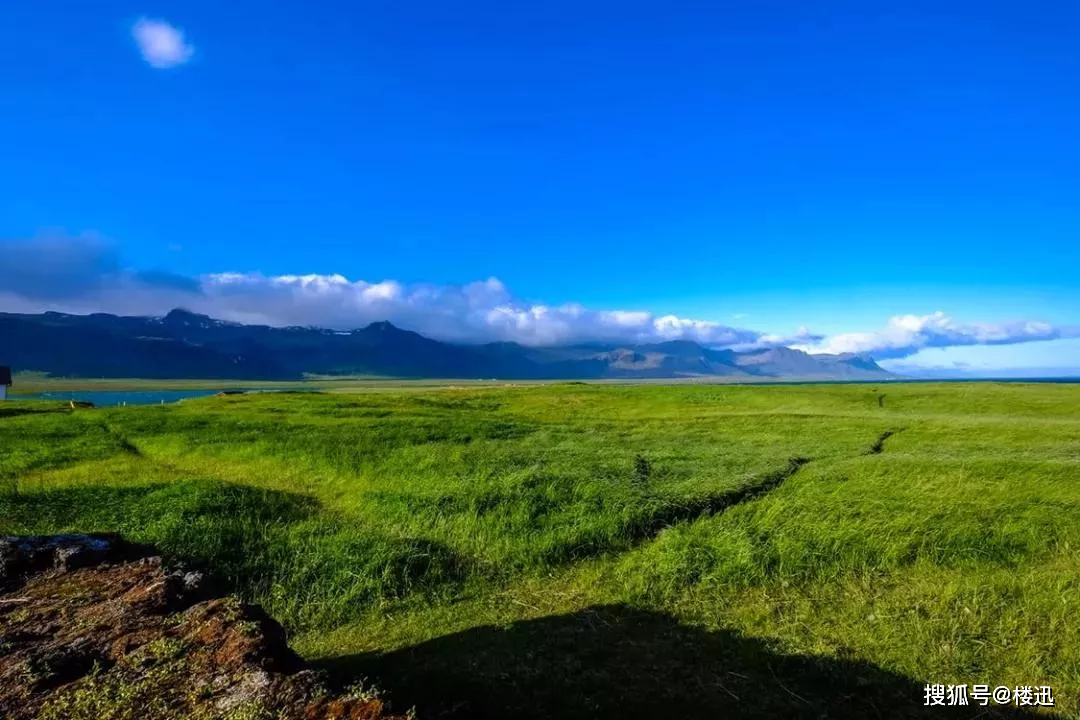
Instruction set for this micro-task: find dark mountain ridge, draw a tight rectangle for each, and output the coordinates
[0,308,894,381]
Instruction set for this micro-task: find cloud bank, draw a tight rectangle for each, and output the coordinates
[1,236,1074,359]
[132,18,194,69]
[792,312,1080,360]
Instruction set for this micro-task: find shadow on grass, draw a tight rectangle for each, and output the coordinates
[318,604,1053,720]
[0,404,70,420]
[0,481,466,628]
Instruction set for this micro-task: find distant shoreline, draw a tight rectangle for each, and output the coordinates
[9,373,1079,395]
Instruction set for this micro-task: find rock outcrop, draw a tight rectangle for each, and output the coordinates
[0,534,407,720]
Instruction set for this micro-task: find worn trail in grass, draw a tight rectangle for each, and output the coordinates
[2,382,1078,718]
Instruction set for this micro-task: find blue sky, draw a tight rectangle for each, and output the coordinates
[1,1,1077,373]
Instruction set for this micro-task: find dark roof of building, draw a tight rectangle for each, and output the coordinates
[0,367,11,386]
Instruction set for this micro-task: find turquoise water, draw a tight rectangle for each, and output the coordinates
[22,389,237,406]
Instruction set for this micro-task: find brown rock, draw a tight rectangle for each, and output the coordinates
[0,535,408,720]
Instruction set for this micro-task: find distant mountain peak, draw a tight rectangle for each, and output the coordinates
[645,340,704,352]
[163,308,214,325]
[765,346,804,357]
[825,352,887,372]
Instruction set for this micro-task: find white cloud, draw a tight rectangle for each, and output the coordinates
[132,18,194,69]
[0,236,766,346]
[0,236,1075,360]
[196,271,766,346]
[793,311,1080,360]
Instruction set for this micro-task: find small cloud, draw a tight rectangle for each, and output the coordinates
[132,18,194,69]
[732,313,750,321]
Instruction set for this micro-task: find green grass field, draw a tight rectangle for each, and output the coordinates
[2,383,1078,718]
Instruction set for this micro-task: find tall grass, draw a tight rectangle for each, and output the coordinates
[2,382,1079,716]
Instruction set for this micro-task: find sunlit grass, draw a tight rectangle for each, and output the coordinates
[2,382,1078,717]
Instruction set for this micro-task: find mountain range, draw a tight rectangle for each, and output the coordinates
[0,309,893,381]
